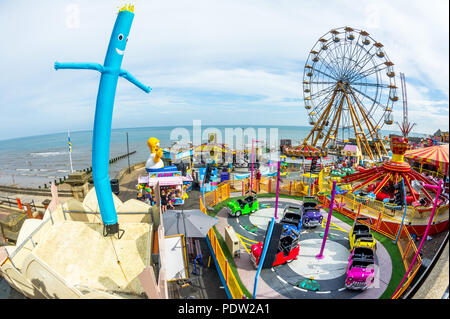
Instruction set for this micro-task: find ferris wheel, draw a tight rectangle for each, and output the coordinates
[302,26,398,160]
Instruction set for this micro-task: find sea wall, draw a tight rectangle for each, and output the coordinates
[0,160,147,201]
[114,161,146,182]
[0,185,73,198]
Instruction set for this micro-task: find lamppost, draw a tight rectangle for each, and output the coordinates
[126,132,131,173]
[316,180,337,259]
[274,160,281,220]
[394,178,408,245]
[250,139,261,194]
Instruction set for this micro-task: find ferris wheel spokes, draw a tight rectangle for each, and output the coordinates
[347,86,387,157]
[308,86,340,119]
[314,93,346,146]
[302,27,397,159]
[303,87,340,143]
[339,83,375,159]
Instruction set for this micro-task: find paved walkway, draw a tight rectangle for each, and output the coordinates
[412,240,449,299]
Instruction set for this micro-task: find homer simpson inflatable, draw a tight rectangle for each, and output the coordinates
[145,137,164,171]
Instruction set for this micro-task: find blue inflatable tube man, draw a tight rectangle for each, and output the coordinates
[55,5,151,237]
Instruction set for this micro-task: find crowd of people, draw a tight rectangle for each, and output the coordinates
[137,184,184,213]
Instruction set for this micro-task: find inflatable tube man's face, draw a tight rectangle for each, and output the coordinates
[147,137,160,153]
[104,8,134,67]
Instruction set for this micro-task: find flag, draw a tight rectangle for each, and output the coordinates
[68,135,72,153]
[68,130,74,173]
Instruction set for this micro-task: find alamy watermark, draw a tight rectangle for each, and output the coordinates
[169,120,280,165]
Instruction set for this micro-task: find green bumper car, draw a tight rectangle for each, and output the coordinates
[227,195,259,217]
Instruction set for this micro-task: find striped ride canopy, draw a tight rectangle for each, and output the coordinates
[405,144,448,166]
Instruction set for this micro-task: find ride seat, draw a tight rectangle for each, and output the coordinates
[237,199,246,209]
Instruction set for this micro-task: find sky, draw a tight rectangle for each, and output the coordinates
[0,0,448,140]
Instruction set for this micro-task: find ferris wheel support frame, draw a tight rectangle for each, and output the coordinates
[348,87,388,157]
[303,81,385,161]
[340,82,374,160]
[322,94,345,147]
[302,87,339,146]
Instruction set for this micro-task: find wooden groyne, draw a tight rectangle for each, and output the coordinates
[43,150,137,187]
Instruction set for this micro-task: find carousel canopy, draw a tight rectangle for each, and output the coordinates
[296,144,320,152]
[404,144,449,167]
[284,144,323,157]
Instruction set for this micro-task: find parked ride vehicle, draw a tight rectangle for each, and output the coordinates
[226,195,259,217]
[302,201,323,227]
[280,205,303,234]
[250,230,300,268]
[349,217,377,251]
[345,247,376,290]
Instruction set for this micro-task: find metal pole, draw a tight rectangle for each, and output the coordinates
[308,171,312,196]
[126,132,131,173]
[68,130,74,173]
[394,178,408,245]
[253,217,275,298]
[391,180,442,298]
[317,180,337,259]
[250,139,254,194]
[274,161,281,220]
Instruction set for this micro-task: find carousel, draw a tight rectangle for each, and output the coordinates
[282,144,325,157]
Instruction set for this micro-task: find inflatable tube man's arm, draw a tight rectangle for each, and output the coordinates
[119,69,151,93]
[54,62,104,73]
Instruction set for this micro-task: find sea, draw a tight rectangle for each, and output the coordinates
[0,125,428,188]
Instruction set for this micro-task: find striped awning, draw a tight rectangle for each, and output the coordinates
[404,144,449,166]
[295,144,320,152]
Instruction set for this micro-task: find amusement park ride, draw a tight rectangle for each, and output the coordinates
[300,27,399,160]
[341,136,446,208]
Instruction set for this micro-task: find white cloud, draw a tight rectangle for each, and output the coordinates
[0,0,448,139]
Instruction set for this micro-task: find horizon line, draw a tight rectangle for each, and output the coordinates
[0,123,435,143]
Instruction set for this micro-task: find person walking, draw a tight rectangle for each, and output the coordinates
[145,189,153,206]
[161,190,167,213]
[167,190,175,210]
[255,168,262,193]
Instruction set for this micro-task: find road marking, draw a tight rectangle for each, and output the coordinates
[338,287,346,292]
[236,232,259,254]
[294,286,307,292]
[277,275,287,284]
[321,218,348,233]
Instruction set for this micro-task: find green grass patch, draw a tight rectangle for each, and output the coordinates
[212,226,253,298]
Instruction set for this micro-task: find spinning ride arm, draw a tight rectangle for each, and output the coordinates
[400,172,419,202]
[351,171,386,193]
[373,172,392,195]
